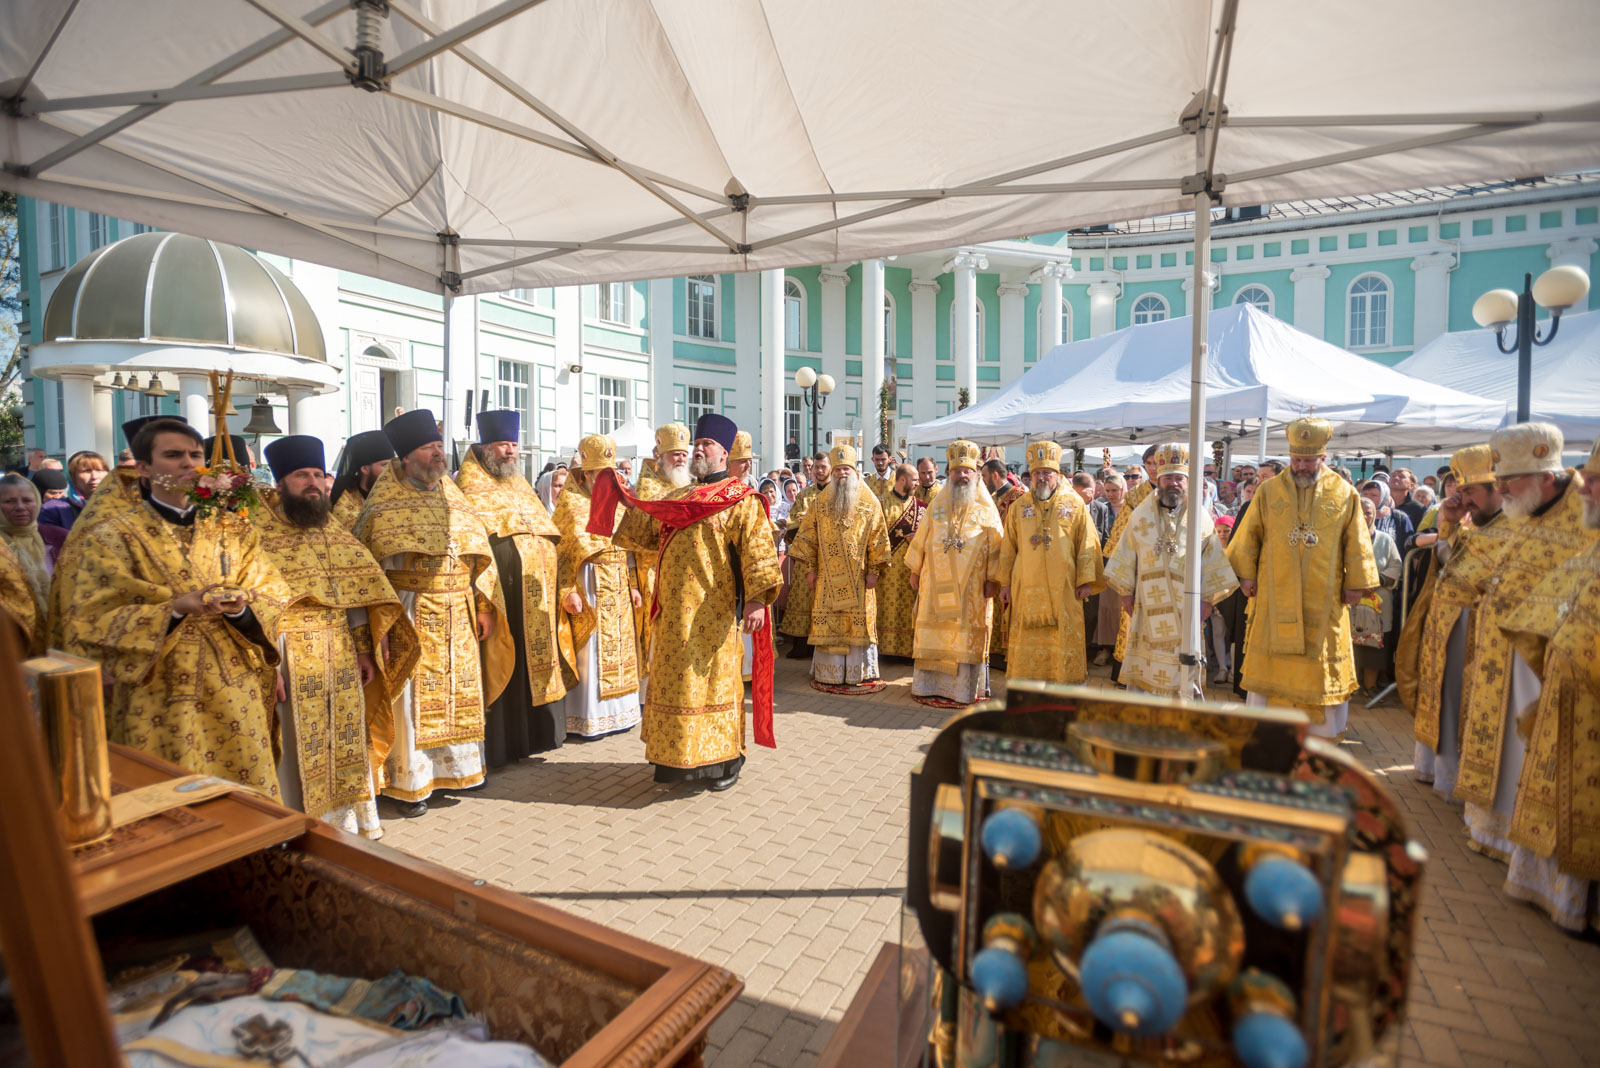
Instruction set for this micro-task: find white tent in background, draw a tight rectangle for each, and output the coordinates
[1395,308,1600,445]
[907,304,1506,451]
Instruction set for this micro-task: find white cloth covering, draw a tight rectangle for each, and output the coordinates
[812,645,880,686]
[560,561,642,738]
[1246,691,1348,740]
[912,662,989,705]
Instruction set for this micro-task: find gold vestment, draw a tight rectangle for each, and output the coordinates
[630,468,677,665]
[914,481,943,507]
[1104,480,1154,661]
[0,539,43,655]
[778,484,823,638]
[47,466,144,647]
[999,489,1105,684]
[789,486,892,652]
[330,487,365,531]
[877,491,922,658]
[905,489,1003,672]
[552,478,640,700]
[989,484,1027,658]
[863,472,892,502]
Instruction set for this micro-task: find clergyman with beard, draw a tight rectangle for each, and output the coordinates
[455,410,575,767]
[633,422,693,690]
[255,435,417,838]
[1227,417,1377,737]
[329,429,395,529]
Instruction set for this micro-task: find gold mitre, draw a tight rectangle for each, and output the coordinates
[947,440,981,471]
[1026,440,1062,473]
[1490,421,1564,478]
[1448,444,1496,487]
[829,441,859,469]
[729,430,753,462]
[655,422,691,455]
[1286,416,1333,457]
[1152,442,1189,478]
[578,433,617,471]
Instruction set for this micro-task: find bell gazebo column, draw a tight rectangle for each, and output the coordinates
[178,373,212,434]
[58,375,97,456]
[286,387,318,437]
[91,383,115,458]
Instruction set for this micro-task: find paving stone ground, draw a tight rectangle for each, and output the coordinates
[377,656,1600,1068]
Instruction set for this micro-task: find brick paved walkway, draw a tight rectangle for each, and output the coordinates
[378,658,1600,1068]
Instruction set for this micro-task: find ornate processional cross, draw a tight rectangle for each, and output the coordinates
[1030,529,1052,550]
[1288,522,1320,548]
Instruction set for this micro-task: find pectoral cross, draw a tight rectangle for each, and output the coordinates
[942,532,965,552]
[1288,522,1320,548]
[1154,535,1180,556]
[1030,529,1052,550]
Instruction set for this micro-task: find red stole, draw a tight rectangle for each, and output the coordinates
[588,468,776,748]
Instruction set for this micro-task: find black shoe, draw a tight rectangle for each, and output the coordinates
[708,767,741,792]
[392,799,427,818]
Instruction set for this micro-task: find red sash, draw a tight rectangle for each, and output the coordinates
[588,468,776,748]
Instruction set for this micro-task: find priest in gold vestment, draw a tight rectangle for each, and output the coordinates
[790,442,892,694]
[906,441,1004,708]
[634,423,693,691]
[779,451,830,652]
[1453,423,1595,927]
[1106,443,1236,698]
[354,410,513,816]
[914,455,943,506]
[457,411,575,765]
[329,429,395,531]
[999,442,1105,685]
[1227,418,1378,737]
[877,464,924,659]
[257,436,417,838]
[1102,444,1159,676]
[554,435,643,739]
[983,458,1028,669]
[864,444,895,501]
[730,430,763,680]
[63,418,291,795]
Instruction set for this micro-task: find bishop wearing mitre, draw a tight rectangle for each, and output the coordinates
[1226,417,1377,737]
[790,441,892,694]
[998,441,1106,685]
[633,422,693,695]
[905,440,1004,708]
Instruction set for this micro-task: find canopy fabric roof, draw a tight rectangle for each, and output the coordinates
[905,303,1506,451]
[3,1,1597,295]
[1394,309,1600,446]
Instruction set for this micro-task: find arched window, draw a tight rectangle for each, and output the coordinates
[883,293,897,357]
[1234,285,1273,315]
[687,275,718,339]
[1132,294,1169,324]
[1036,298,1072,358]
[1347,274,1391,348]
[949,300,986,361]
[783,277,806,350]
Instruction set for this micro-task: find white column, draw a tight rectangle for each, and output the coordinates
[860,259,886,448]
[1031,261,1072,353]
[288,260,348,438]
[553,286,582,450]
[1290,265,1331,340]
[648,277,675,426]
[997,281,1028,388]
[286,387,314,433]
[1087,281,1119,338]
[1410,252,1455,349]
[760,269,785,469]
[60,375,96,456]
[1181,271,1218,314]
[734,273,760,440]
[909,278,940,428]
[92,384,114,458]
[1547,238,1598,310]
[947,250,986,405]
[819,265,850,395]
[178,372,212,434]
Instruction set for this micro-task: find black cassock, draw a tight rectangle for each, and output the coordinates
[484,533,565,766]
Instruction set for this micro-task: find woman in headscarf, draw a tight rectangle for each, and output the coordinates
[1351,495,1404,694]
[535,463,569,513]
[1358,478,1414,555]
[0,472,65,622]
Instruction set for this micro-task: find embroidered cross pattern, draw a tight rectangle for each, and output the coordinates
[1030,530,1052,550]
[1288,522,1320,548]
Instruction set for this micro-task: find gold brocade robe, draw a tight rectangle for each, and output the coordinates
[779,484,823,638]
[864,472,892,502]
[631,468,677,664]
[63,503,292,796]
[1226,469,1379,710]
[0,539,43,655]
[1106,498,1236,697]
[456,450,575,705]
[878,491,922,658]
[914,481,943,507]
[905,490,1004,671]
[1501,542,1600,879]
[47,466,144,647]
[252,500,419,821]
[999,490,1105,684]
[353,463,514,778]
[1407,514,1515,750]
[330,487,365,531]
[989,484,1027,658]
[789,487,892,651]
[1104,480,1154,661]
[552,480,640,699]
[1456,474,1593,807]
[614,482,782,769]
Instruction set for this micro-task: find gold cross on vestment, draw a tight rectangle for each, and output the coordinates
[1154,535,1180,556]
[1288,522,1320,548]
[942,532,965,552]
[1030,529,1052,550]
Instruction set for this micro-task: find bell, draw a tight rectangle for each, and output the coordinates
[223,400,239,417]
[109,371,125,388]
[144,375,168,398]
[242,395,282,436]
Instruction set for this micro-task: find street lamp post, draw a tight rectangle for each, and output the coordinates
[794,366,836,459]
[1472,265,1589,423]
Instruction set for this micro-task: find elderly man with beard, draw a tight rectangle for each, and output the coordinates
[1227,418,1377,737]
[632,423,693,683]
[791,442,892,694]
[780,450,831,655]
[456,410,574,766]
[1106,443,1236,698]
[255,436,416,839]
[877,463,924,660]
[353,409,513,816]
[905,441,1004,708]
[329,430,396,530]
[1451,423,1597,930]
[998,442,1105,685]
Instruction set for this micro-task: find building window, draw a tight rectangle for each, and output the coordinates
[496,360,531,443]
[598,282,629,325]
[129,221,154,235]
[687,275,718,339]
[686,385,717,428]
[507,288,535,302]
[46,203,66,270]
[1036,298,1072,357]
[1347,274,1391,348]
[87,213,109,250]
[598,377,629,435]
[883,293,897,357]
[785,394,803,457]
[1132,294,1169,324]
[1234,285,1273,315]
[783,277,805,350]
[948,300,986,361]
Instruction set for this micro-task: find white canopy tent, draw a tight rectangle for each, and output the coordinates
[1395,308,1600,446]
[907,303,1506,453]
[6,0,1597,695]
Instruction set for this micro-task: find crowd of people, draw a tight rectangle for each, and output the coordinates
[1,410,1594,935]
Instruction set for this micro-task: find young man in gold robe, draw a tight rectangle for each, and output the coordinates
[791,442,892,694]
[1498,442,1600,933]
[906,441,1004,708]
[1226,417,1378,737]
[457,411,574,766]
[983,458,1027,670]
[353,409,513,816]
[607,414,782,791]
[1453,423,1594,920]
[999,441,1105,685]
[914,455,943,505]
[329,429,395,530]
[257,436,417,839]
[779,450,831,655]
[553,434,643,739]
[63,418,291,795]
[864,444,895,501]
[1106,443,1236,697]
[1405,445,1510,800]
[877,463,924,660]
